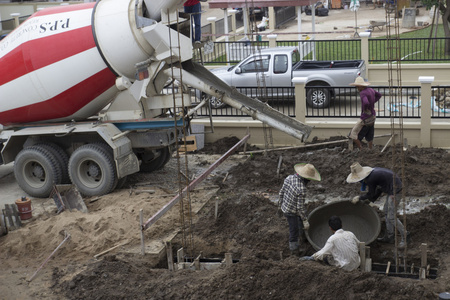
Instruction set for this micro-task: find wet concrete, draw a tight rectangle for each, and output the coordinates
[306,200,381,251]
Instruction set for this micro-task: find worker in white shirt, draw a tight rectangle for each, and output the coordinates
[300,216,360,271]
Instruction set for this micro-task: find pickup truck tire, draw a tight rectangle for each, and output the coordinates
[68,143,117,197]
[14,146,63,198]
[307,87,331,108]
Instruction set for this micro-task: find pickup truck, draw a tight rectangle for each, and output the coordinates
[203,46,366,109]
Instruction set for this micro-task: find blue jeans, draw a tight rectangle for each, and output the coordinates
[184,3,201,42]
[285,213,305,250]
[384,195,405,239]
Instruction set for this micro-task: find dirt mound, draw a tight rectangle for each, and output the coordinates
[53,195,447,300]
[2,137,450,299]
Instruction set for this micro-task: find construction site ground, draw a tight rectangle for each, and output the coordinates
[1,136,450,299]
[1,5,449,300]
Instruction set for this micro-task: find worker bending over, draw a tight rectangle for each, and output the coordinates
[347,162,408,248]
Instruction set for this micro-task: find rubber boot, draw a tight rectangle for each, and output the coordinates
[290,249,300,257]
[289,242,300,257]
[377,234,394,243]
[398,232,411,248]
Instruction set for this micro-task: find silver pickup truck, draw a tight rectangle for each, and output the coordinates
[203,46,366,109]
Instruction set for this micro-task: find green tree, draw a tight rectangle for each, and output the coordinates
[422,0,450,54]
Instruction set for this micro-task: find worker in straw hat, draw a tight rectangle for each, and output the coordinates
[347,162,408,248]
[278,163,321,256]
[348,76,382,150]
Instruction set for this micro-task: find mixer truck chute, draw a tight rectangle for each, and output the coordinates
[0,0,312,198]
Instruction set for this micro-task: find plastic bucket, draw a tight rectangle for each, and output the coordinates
[306,200,381,251]
[15,197,32,220]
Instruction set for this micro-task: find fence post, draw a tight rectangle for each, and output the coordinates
[359,32,370,77]
[292,77,308,123]
[267,34,277,48]
[419,76,434,147]
[10,13,20,29]
[296,6,302,42]
[207,17,217,42]
[228,9,238,42]
[268,7,275,30]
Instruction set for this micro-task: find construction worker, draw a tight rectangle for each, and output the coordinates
[184,0,202,44]
[348,76,382,150]
[300,216,361,271]
[278,163,321,256]
[347,162,408,248]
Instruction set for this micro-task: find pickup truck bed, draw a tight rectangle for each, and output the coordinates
[295,60,364,70]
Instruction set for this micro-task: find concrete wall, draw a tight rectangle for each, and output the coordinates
[192,75,450,149]
[193,117,450,149]
[192,33,450,149]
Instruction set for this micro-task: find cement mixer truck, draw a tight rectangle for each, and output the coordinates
[0,0,312,198]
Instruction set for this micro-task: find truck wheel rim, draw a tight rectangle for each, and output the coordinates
[23,161,47,188]
[77,159,104,188]
[311,90,325,106]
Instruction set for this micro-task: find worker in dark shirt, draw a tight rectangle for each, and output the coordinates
[346,162,407,248]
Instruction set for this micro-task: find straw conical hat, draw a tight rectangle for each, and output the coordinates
[294,163,321,181]
[346,162,374,183]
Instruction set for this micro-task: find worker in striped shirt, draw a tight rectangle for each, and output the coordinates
[278,163,321,256]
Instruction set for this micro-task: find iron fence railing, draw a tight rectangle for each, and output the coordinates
[194,41,270,64]
[196,38,450,65]
[369,38,450,62]
[0,15,30,35]
[431,86,450,118]
[190,86,450,119]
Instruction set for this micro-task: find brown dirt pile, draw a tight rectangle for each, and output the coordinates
[1,137,450,299]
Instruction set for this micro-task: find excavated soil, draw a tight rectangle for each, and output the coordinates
[1,136,450,299]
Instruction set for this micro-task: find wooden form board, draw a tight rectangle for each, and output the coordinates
[179,136,198,153]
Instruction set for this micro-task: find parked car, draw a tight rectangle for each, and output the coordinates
[304,2,329,16]
[234,6,268,20]
[199,46,366,109]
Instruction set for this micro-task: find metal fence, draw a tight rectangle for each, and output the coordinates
[369,38,450,62]
[273,6,296,28]
[197,38,450,65]
[190,85,450,119]
[431,86,450,118]
[195,41,270,64]
[0,15,29,35]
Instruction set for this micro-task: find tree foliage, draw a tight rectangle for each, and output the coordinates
[421,0,450,54]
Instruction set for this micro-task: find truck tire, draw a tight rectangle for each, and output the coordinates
[68,143,117,197]
[116,176,128,190]
[35,143,70,184]
[306,87,331,108]
[14,146,63,198]
[92,142,119,190]
[140,147,171,172]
